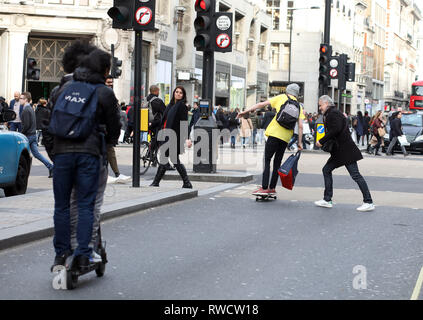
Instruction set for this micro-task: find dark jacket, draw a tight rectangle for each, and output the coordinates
[161,100,188,155]
[188,107,200,135]
[20,104,37,137]
[263,110,276,130]
[216,110,228,129]
[35,104,50,130]
[363,116,371,133]
[147,93,166,133]
[319,106,363,168]
[354,116,364,136]
[227,111,239,131]
[49,68,121,157]
[389,117,403,139]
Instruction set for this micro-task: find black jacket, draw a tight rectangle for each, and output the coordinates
[35,104,50,130]
[319,106,363,168]
[227,111,239,130]
[49,68,121,157]
[161,100,188,155]
[389,118,403,139]
[188,107,200,135]
[21,104,37,137]
[147,93,166,133]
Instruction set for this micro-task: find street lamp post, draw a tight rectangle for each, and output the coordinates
[288,6,320,82]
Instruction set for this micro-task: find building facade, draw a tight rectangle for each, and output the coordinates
[384,0,421,110]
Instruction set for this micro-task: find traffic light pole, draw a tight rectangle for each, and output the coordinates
[132,31,142,187]
[202,50,215,110]
[22,43,27,93]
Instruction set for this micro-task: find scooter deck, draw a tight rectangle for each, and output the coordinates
[255,194,277,201]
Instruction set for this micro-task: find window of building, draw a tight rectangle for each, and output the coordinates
[384,72,390,93]
[271,43,280,69]
[282,43,290,71]
[336,0,340,10]
[216,72,230,92]
[287,1,294,30]
[266,0,280,30]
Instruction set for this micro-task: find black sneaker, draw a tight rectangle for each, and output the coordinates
[51,252,70,271]
[48,168,53,178]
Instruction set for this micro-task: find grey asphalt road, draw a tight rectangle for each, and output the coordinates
[0,173,422,300]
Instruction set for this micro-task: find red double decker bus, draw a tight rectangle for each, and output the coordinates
[410,81,423,109]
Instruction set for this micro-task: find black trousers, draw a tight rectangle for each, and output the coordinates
[262,136,288,189]
[323,160,373,204]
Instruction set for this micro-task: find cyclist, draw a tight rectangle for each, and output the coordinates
[147,85,166,166]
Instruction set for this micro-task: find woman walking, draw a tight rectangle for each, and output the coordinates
[150,86,192,188]
[239,112,253,148]
[355,111,364,146]
[369,111,386,156]
[386,111,409,157]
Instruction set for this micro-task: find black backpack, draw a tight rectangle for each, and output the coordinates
[276,96,300,130]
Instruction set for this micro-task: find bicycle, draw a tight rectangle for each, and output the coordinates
[139,138,158,176]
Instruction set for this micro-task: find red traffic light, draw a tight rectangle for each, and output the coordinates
[320,45,328,54]
[195,0,211,11]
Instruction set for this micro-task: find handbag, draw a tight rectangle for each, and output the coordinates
[398,135,410,146]
[321,139,338,153]
[378,127,386,137]
[278,151,301,190]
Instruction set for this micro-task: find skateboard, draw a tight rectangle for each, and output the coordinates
[255,194,277,202]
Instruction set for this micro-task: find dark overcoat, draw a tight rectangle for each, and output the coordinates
[319,106,363,168]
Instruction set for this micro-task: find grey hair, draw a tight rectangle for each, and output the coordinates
[318,95,335,106]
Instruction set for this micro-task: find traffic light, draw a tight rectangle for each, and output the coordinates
[111,57,122,78]
[337,54,348,91]
[27,58,40,80]
[107,0,134,30]
[319,44,332,87]
[345,62,356,82]
[194,0,215,51]
[213,12,233,52]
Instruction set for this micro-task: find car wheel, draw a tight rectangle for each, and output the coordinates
[4,155,30,197]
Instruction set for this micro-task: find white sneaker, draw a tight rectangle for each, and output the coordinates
[115,174,131,184]
[89,251,102,263]
[107,175,117,184]
[314,199,333,208]
[356,203,375,212]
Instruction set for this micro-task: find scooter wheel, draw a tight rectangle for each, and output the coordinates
[96,263,106,277]
[66,271,78,290]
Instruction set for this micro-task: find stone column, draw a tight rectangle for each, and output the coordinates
[0,28,29,100]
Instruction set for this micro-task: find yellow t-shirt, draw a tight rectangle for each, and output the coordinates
[265,94,305,143]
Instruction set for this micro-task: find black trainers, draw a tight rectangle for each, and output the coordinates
[51,252,70,271]
[48,168,53,178]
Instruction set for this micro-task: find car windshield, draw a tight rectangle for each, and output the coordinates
[412,85,423,96]
[401,114,422,127]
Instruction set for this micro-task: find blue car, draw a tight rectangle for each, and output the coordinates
[0,108,32,197]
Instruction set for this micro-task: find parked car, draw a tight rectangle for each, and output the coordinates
[383,111,423,154]
[0,108,32,196]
